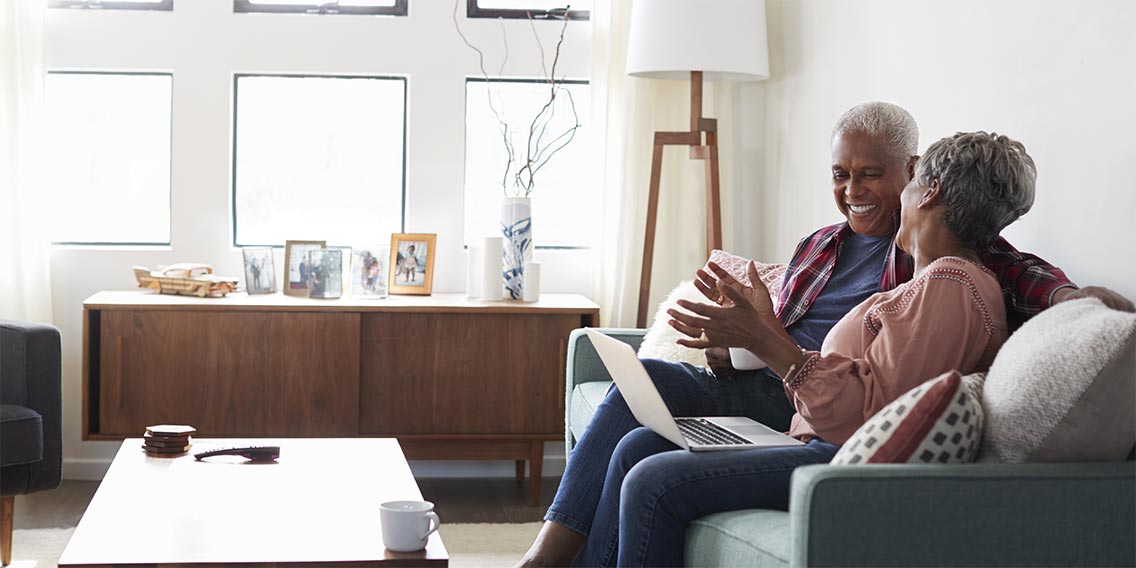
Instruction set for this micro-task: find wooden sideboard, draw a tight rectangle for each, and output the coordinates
[83,291,599,504]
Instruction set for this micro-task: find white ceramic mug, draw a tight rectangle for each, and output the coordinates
[729,347,769,371]
[380,500,440,552]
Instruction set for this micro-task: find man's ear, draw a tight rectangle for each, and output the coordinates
[919,179,942,209]
[906,156,918,179]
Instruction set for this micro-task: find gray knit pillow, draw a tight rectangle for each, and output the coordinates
[979,298,1136,463]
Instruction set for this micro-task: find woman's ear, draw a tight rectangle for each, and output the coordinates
[918,179,942,209]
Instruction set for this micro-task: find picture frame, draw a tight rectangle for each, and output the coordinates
[283,240,326,297]
[388,233,436,295]
[241,247,277,295]
[351,246,390,299]
[306,248,344,299]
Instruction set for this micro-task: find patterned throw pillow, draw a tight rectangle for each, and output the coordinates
[831,371,986,465]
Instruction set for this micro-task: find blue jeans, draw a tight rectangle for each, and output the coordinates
[545,360,797,541]
[580,431,838,567]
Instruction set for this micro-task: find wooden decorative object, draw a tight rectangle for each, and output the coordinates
[132,264,239,298]
[636,70,723,328]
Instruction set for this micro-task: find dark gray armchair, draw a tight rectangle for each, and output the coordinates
[0,320,62,567]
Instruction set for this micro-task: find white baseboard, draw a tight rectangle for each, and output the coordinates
[63,455,566,481]
[62,458,113,481]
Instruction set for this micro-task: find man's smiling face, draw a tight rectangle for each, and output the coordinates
[830,131,910,237]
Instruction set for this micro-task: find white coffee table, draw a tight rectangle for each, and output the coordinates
[59,438,448,566]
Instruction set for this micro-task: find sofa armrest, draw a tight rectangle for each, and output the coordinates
[565,328,646,454]
[789,462,1136,567]
[566,328,647,389]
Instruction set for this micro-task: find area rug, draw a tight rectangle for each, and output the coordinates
[9,523,540,568]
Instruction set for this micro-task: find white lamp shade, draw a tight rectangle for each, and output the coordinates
[626,0,769,82]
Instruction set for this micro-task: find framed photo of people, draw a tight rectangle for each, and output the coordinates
[388,233,436,295]
[283,240,326,297]
[242,247,277,295]
[351,246,390,299]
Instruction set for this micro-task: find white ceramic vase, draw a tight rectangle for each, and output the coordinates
[501,197,533,300]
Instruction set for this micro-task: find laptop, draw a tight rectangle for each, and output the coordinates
[585,329,803,451]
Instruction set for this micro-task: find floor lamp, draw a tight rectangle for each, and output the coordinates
[626,0,769,327]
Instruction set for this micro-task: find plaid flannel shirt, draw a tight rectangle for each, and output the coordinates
[775,218,1076,331]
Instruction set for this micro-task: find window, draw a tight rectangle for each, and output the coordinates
[467,0,589,20]
[233,74,407,247]
[49,0,172,10]
[234,0,407,15]
[464,78,593,248]
[45,72,172,245]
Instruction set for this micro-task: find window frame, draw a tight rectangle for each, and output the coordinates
[233,0,407,16]
[463,76,591,250]
[49,0,173,11]
[47,69,174,246]
[466,0,588,21]
[230,72,409,248]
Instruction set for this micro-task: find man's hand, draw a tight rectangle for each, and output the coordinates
[705,347,738,376]
[1054,286,1135,312]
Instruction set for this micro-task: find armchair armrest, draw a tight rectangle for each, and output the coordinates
[1,320,63,495]
[789,462,1136,567]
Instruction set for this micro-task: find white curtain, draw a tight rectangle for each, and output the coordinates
[589,1,746,328]
[0,0,53,322]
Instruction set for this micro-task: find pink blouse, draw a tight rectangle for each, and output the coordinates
[785,257,1008,445]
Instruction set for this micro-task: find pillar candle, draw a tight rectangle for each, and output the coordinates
[481,236,504,301]
[523,261,540,302]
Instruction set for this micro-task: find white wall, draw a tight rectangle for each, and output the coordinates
[755,0,1136,304]
[46,0,594,478]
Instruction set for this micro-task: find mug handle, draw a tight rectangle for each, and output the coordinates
[421,511,440,540]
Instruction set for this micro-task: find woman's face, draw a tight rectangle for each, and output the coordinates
[831,132,910,237]
[896,177,929,254]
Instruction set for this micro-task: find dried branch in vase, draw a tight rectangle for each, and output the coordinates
[453,1,581,198]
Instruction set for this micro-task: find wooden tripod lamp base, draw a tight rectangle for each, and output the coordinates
[636,70,723,328]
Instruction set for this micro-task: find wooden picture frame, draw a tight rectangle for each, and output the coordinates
[283,240,326,297]
[388,233,436,295]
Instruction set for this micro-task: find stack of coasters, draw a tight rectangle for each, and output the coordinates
[143,424,196,457]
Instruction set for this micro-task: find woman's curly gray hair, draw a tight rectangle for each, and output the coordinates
[832,101,919,162]
[915,131,1036,250]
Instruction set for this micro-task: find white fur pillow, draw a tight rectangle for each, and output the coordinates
[637,280,708,367]
[979,298,1136,463]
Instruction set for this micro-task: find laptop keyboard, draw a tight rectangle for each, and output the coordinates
[676,418,753,446]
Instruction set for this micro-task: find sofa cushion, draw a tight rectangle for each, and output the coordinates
[832,371,985,465]
[638,280,708,367]
[569,381,613,444]
[980,298,1136,463]
[0,404,44,467]
[686,509,791,568]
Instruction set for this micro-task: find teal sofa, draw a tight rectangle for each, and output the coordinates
[565,328,1136,567]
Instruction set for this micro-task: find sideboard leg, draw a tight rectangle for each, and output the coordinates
[515,460,525,483]
[529,441,544,507]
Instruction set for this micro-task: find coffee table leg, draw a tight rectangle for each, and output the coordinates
[515,460,525,483]
[529,441,543,507]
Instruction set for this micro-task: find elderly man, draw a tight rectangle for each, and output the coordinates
[518,102,1133,567]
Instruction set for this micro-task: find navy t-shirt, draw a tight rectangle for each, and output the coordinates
[785,232,893,351]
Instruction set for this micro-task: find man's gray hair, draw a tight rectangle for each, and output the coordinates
[915,131,1036,250]
[832,101,919,162]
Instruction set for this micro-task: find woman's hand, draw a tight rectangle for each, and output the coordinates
[667,262,777,351]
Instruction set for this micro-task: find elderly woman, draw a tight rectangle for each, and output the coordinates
[579,131,1028,566]
[518,103,1130,567]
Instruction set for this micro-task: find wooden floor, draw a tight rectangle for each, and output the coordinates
[14,477,561,530]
